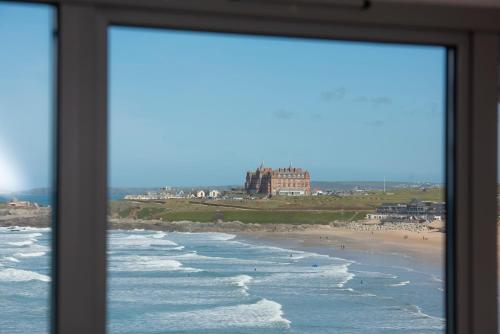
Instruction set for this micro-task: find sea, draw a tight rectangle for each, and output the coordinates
[0,226,445,334]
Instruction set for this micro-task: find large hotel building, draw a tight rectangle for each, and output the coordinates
[245,164,311,196]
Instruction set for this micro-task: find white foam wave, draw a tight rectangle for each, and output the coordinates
[16,252,47,257]
[168,246,185,251]
[3,256,19,263]
[25,232,42,238]
[0,268,50,282]
[7,240,35,247]
[151,231,167,239]
[390,280,410,287]
[431,274,443,283]
[111,256,201,273]
[353,270,398,279]
[4,232,43,248]
[230,274,253,296]
[152,298,290,330]
[0,226,50,232]
[338,288,377,297]
[110,234,178,247]
[336,263,355,287]
[410,304,445,322]
[255,263,355,288]
[165,252,274,265]
[203,233,236,241]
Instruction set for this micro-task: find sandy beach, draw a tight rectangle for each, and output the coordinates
[240,227,445,266]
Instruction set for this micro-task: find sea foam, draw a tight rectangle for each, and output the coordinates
[202,232,236,241]
[391,280,411,287]
[7,240,36,247]
[0,268,50,282]
[109,234,178,248]
[230,274,253,296]
[16,251,47,257]
[152,298,290,330]
[110,255,202,272]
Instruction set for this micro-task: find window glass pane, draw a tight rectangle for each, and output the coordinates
[0,2,55,334]
[108,27,446,333]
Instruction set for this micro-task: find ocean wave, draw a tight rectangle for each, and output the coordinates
[254,262,355,288]
[151,231,167,239]
[16,251,47,257]
[3,256,19,263]
[4,232,43,248]
[0,268,50,282]
[431,274,443,283]
[407,304,445,322]
[229,274,253,296]
[390,280,410,287]
[109,234,178,247]
[110,255,202,273]
[151,298,290,330]
[7,240,36,247]
[164,251,275,265]
[353,270,398,279]
[336,263,355,287]
[0,226,50,232]
[233,239,346,263]
[202,232,236,241]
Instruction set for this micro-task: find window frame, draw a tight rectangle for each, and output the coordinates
[5,0,499,333]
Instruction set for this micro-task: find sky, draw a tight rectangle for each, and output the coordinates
[109,28,446,187]
[0,3,53,192]
[0,2,448,191]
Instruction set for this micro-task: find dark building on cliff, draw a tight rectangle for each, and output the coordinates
[245,163,311,196]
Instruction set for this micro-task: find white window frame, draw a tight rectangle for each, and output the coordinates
[5,0,500,333]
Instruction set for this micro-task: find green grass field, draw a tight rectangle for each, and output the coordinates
[109,188,443,224]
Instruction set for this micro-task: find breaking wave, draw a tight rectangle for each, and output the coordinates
[7,240,36,247]
[16,252,47,257]
[152,298,290,330]
[109,234,178,248]
[202,233,236,241]
[230,274,253,296]
[391,280,411,287]
[110,255,202,273]
[0,268,50,282]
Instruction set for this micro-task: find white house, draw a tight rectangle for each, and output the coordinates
[209,190,220,198]
[366,213,388,220]
[196,190,206,198]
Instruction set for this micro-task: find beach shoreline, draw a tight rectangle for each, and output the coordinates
[0,208,447,265]
[108,218,446,266]
[237,228,444,267]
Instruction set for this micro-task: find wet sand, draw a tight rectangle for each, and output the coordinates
[239,228,445,266]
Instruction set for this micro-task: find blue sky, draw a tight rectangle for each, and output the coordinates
[0,3,53,192]
[109,27,446,187]
[0,2,447,190]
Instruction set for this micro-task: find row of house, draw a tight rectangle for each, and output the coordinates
[124,189,222,200]
[193,190,221,199]
[367,199,446,221]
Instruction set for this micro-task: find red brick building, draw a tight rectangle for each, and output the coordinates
[245,164,311,196]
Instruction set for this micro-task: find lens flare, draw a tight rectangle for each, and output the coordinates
[0,140,24,193]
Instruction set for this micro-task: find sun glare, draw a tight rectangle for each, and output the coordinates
[0,141,24,193]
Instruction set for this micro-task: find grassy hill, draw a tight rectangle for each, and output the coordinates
[109,188,443,225]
